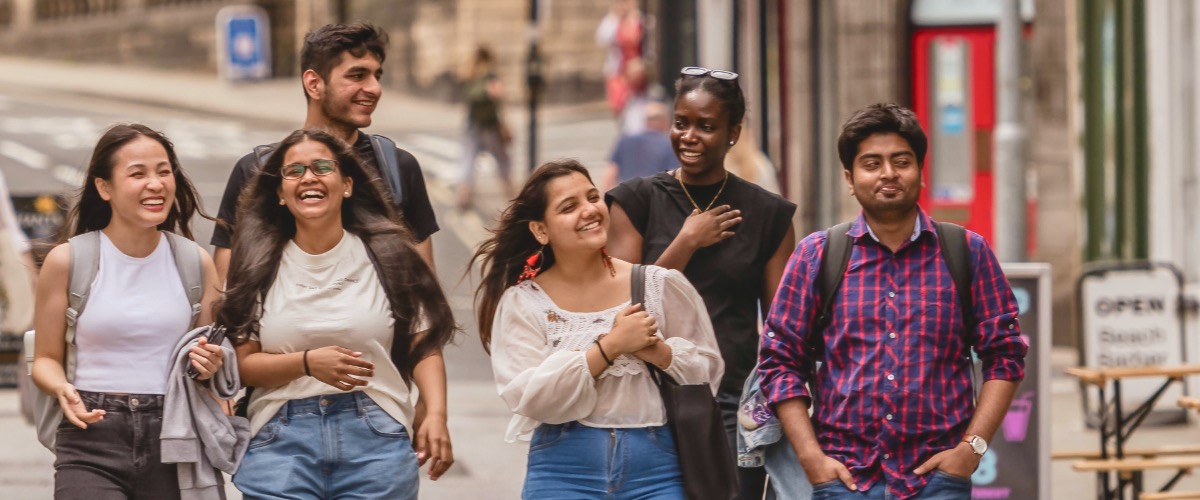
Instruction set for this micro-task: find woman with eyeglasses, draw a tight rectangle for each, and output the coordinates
[606,67,798,499]
[217,129,457,499]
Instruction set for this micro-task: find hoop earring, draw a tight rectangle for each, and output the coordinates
[601,247,616,277]
[518,246,545,283]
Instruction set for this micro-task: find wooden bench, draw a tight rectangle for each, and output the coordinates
[1141,492,1200,500]
[1054,445,1200,461]
[1074,456,1200,474]
[1180,397,1200,411]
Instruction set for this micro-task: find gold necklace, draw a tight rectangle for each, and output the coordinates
[676,169,729,212]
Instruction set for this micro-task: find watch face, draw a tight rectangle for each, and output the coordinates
[970,436,988,455]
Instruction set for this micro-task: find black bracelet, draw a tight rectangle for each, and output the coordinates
[303,349,312,377]
[594,338,613,366]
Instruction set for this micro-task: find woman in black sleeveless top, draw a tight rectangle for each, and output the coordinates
[606,67,796,499]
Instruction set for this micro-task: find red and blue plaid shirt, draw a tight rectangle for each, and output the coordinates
[759,208,1026,499]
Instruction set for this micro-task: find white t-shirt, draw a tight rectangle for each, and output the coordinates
[246,230,415,436]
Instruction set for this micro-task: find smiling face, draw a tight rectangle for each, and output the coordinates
[95,135,175,230]
[307,50,382,131]
[276,139,353,225]
[844,132,923,218]
[671,89,741,182]
[528,172,608,256]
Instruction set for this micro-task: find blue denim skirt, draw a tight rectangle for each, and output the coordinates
[233,392,418,500]
[523,422,685,500]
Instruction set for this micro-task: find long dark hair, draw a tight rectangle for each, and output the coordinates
[61,123,214,241]
[215,128,456,383]
[469,159,592,353]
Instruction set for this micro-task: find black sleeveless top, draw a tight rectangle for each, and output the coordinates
[607,172,796,394]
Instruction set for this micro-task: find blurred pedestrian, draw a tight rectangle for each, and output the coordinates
[724,122,780,194]
[217,129,458,499]
[606,67,797,499]
[471,159,723,499]
[759,103,1027,499]
[0,169,35,333]
[31,124,223,499]
[457,44,514,211]
[597,0,652,130]
[211,22,439,283]
[602,100,677,192]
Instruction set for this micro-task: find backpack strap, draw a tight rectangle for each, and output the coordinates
[253,143,278,170]
[163,232,205,328]
[64,232,101,340]
[370,134,404,205]
[935,222,976,336]
[814,222,854,335]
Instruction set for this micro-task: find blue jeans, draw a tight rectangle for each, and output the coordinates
[523,422,685,500]
[233,392,419,500]
[811,471,972,500]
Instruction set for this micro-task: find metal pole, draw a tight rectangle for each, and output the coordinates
[526,0,541,172]
[994,0,1027,261]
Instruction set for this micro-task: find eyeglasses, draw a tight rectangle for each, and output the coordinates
[680,66,739,81]
[280,159,339,180]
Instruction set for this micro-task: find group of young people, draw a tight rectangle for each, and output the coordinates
[28,19,1027,500]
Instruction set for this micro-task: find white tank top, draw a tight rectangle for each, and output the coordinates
[74,232,193,394]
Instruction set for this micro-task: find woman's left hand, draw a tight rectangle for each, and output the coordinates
[189,337,225,381]
[415,413,454,480]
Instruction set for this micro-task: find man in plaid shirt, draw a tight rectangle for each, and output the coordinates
[758,103,1027,499]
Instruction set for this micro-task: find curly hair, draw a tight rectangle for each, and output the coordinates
[215,128,456,383]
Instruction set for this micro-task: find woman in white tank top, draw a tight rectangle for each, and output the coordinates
[31,124,223,500]
[217,129,457,500]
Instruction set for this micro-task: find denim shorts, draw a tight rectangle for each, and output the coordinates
[232,392,418,500]
[811,470,972,500]
[522,422,685,500]
[54,391,179,500]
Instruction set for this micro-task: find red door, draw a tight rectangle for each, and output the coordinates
[911,26,997,242]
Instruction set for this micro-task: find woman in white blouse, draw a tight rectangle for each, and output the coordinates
[471,159,724,499]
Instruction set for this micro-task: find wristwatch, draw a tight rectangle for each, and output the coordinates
[963,435,988,456]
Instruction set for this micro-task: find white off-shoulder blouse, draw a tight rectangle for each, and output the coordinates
[490,265,724,442]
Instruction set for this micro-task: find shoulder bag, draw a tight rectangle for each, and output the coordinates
[632,264,739,500]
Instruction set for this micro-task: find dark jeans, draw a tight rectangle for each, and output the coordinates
[53,391,180,500]
[718,386,768,500]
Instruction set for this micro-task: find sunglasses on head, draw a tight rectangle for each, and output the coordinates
[680,66,739,81]
[281,159,339,180]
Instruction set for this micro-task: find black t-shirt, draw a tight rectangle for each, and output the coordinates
[210,132,440,248]
[606,172,796,394]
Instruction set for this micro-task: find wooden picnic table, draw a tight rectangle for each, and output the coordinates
[1064,364,1200,500]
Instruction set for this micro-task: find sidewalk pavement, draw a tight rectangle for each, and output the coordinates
[3,56,1199,499]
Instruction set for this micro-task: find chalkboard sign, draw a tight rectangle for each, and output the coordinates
[969,264,1050,500]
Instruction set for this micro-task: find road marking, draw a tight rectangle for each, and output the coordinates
[52,165,85,187]
[0,140,48,170]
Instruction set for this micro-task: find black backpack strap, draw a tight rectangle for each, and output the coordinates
[370,134,404,205]
[253,143,278,170]
[935,222,976,336]
[814,222,854,334]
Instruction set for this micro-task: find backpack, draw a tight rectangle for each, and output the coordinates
[23,231,205,451]
[253,134,405,205]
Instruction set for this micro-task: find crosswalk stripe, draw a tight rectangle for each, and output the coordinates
[0,140,48,170]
